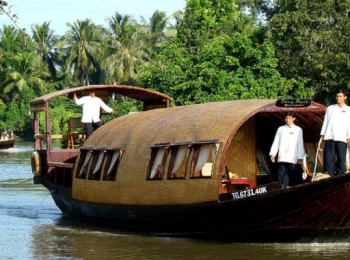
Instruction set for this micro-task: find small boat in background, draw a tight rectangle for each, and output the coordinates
[0,130,15,149]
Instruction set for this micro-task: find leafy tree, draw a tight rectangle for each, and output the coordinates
[2,52,49,102]
[137,0,309,105]
[168,10,185,30]
[268,0,350,103]
[0,25,34,85]
[0,91,33,136]
[236,0,276,21]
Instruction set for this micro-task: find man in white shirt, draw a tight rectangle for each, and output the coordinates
[269,111,305,188]
[320,89,350,176]
[74,90,115,138]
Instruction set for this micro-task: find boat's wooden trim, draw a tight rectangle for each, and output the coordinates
[29,85,173,108]
[30,106,46,112]
[47,161,74,169]
[34,133,85,140]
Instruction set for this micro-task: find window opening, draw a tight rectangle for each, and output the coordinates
[88,148,107,180]
[102,147,125,180]
[76,147,94,178]
[147,142,171,180]
[86,150,101,180]
[147,140,220,180]
[167,145,190,179]
[190,141,219,178]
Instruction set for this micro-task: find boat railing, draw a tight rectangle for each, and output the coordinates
[34,114,115,150]
[47,161,74,169]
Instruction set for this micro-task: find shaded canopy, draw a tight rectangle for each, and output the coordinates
[30,85,173,109]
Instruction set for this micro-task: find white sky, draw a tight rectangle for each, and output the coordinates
[1,0,186,35]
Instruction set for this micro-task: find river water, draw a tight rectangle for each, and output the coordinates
[1,142,350,259]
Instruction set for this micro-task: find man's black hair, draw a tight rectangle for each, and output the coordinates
[284,110,295,118]
[337,89,348,97]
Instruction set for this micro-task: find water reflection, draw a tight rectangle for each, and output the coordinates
[29,218,350,260]
[2,142,350,259]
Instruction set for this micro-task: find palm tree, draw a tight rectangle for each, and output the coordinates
[108,12,137,46]
[31,22,59,80]
[2,52,49,102]
[56,19,106,85]
[138,10,172,65]
[140,10,170,46]
[168,10,184,31]
[102,12,143,84]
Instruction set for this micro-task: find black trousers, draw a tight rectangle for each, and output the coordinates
[277,162,303,189]
[323,140,347,176]
[84,121,102,138]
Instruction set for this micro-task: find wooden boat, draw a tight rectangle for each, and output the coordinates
[0,139,15,149]
[30,85,350,242]
[0,131,15,149]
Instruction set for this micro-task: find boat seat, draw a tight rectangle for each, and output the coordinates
[67,118,86,149]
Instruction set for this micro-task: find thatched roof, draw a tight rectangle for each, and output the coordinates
[86,98,326,160]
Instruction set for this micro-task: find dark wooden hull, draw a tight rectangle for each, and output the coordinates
[36,173,350,242]
[0,139,15,149]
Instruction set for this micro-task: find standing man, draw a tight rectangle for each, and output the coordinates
[269,111,305,188]
[320,89,350,176]
[74,90,115,138]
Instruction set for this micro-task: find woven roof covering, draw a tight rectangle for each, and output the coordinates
[29,85,173,107]
[86,99,326,167]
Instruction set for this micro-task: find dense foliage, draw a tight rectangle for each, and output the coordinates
[1,0,349,140]
[137,0,311,105]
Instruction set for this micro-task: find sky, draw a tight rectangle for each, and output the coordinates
[1,0,187,35]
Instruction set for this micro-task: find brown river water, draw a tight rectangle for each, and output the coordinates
[1,142,350,259]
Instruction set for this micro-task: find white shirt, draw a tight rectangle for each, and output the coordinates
[75,96,113,123]
[320,104,350,143]
[269,124,305,164]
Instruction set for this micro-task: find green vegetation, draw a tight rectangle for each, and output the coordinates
[1,0,349,140]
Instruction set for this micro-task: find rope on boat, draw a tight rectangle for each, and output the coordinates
[311,138,323,182]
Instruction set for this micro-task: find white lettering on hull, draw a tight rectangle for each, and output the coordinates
[231,186,267,200]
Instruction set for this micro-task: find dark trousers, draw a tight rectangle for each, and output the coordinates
[84,121,102,138]
[323,140,347,176]
[277,162,303,189]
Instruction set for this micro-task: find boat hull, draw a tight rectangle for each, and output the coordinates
[37,173,350,242]
[0,139,15,149]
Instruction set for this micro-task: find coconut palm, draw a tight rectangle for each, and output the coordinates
[168,10,184,30]
[140,10,170,46]
[102,12,143,84]
[31,22,59,80]
[56,19,106,85]
[138,10,172,65]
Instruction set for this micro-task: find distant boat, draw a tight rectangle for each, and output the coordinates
[0,131,15,149]
[30,85,350,242]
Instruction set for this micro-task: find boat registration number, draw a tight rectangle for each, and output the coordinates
[231,186,267,200]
